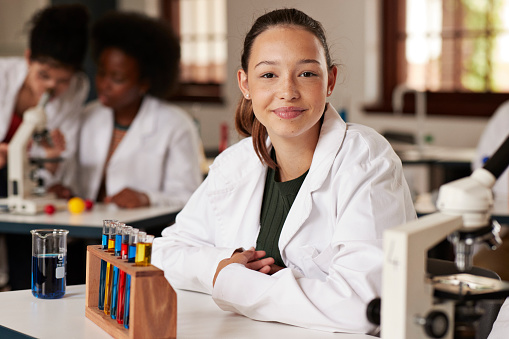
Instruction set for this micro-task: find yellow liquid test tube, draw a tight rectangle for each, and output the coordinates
[135,234,154,266]
[103,263,114,315]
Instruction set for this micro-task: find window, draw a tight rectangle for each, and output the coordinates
[366,0,509,117]
[161,0,227,103]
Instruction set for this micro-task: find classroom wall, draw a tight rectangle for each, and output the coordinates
[0,0,491,150]
[181,0,490,150]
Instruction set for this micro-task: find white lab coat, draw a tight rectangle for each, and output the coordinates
[0,57,89,186]
[152,104,416,333]
[73,96,202,209]
[472,101,509,197]
[488,298,509,339]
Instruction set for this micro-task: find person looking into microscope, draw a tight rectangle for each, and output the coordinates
[0,4,90,198]
[0,4,89,291]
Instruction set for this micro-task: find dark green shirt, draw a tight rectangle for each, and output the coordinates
[256,151,308,267]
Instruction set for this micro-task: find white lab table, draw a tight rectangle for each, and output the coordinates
[0,204,180,290]
[0,203,180,238]
[0,285,375,339]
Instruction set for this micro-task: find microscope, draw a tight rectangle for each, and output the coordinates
[368,135,509,338]
[0,91,67,214]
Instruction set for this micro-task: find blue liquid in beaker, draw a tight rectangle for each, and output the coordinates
[31,254,66,299]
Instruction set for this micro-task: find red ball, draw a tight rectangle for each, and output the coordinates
[44,204,56,215]
[84,199,94,211]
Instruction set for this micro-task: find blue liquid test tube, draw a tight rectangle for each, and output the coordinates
[110,223,126,319]
[98,219,116,310]
[117,226,132,324]
[104,222,118,315]
[124,229,140,329]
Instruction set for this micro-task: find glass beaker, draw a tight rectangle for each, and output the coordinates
[31,229,69,299]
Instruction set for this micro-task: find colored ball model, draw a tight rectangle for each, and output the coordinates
[44,204,56,215]
[84,199,94,211]
[68,197,86,214]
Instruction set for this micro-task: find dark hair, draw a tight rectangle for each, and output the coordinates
[91,11,181,99]
[234,8,334,168]
[28,4,89,71]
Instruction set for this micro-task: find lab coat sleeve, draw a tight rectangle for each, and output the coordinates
[152,176,237,294]
[212,149,415,333]
[473,102,509,197]
[488,298,509,339]
[145,115,202,208]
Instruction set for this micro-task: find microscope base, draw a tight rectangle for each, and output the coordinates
[0,195,67,215]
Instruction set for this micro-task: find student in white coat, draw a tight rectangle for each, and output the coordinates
[152,8,416,334]
[0,4,89,291]
[476,102,509,339]
[472,102,509,282]
[0,4,89,197]
[69,12,201,209]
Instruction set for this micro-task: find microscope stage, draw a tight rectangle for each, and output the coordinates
[432,273,509,301]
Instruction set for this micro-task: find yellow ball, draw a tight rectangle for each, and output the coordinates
[68,197,86,214]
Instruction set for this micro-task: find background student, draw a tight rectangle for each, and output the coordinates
[472,102,509,281]
[0,4,89,291]
[65,11,202,209]
[0,3,89,197]
[153,8,416,334]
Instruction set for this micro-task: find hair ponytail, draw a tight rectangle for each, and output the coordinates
[234,96,276,168]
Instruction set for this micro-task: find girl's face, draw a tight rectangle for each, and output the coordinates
[95,47,149,112]
[238,26,337,145]
[25,58,74,100]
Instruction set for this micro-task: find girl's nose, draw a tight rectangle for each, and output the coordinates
[278,75,299,100]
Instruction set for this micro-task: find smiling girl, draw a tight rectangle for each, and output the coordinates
[153,8,416,333]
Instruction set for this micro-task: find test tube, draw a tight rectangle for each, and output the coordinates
[128,229,139,263]
[121,226,132,260]
[103,222,118,315]
[116,226,132,324]
[135,234,154,266]
[123,228,140,329]
[114,223,125,257]
[111,224,126,319]
[98,220,116,310]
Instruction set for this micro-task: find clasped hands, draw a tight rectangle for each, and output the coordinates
[213,247,284,287]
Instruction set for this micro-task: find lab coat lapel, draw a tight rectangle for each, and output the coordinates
[106,97,155,193]
[278,105,347,254]
[83,105,114,200]
[207,140,267,246]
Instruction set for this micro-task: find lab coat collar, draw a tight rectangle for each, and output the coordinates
[107,95,158,165]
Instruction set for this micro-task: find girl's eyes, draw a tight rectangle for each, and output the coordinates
[112,77,126,84]
[260,71,317,78]
[261,73,275,78]
[96,70,125,83]
[300,71,317,77]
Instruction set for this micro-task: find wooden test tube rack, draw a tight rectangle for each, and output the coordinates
[85,245,177,339]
